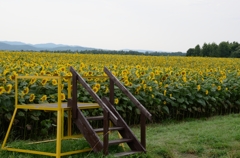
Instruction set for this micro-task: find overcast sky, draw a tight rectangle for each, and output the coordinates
[0,0,239,52]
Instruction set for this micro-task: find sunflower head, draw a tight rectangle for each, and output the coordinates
[92,86,99,93]
[23,87,29,95]
[5,84,13,94]
[52,79,58,85]
[61,93,66,101]
[114,98,119,105]
[40,95,47,102]
[29,94,35,102]
[0,86,5,95]
[41,79,48,86]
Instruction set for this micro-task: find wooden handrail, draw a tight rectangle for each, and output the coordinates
[104,67,152,121]
[70,67,118,125]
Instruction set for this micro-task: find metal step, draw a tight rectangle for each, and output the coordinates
[109,138,132,145]
[94,126,124,133]
[114,151,143,157]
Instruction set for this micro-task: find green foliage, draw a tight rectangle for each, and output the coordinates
[186,41,240,58]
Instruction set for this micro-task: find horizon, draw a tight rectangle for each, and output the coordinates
[1,40,179,52]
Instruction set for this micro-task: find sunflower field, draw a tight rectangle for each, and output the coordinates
[1,51,240,140]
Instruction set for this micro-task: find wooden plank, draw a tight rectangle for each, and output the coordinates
[94,127,124,133]
[109,139,132,145]
[104,67,152,121]
[86,116,104,121]
[114,151,143,157]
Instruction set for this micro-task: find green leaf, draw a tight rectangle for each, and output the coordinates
[127,106,132,111]
[30,115,39,121]
[181,104,187,110]
[116,105,124,112]
[235,100,240,106]
[177,98,184,103]
[192,106,198,111]
[135,108,140,115]
[210,97,217,102]
[162,106,169,114]
[17,111,25,117]
[5,113,12,120]
[196,93,203,98]
[197,99,206,107]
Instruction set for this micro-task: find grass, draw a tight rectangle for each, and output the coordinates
[2,114,240,157]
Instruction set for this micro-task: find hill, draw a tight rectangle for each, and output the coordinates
[0,41,95,51]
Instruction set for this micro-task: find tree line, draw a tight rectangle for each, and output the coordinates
[186,41,240,58]
[3,49,185,56]
[38,49,185,56]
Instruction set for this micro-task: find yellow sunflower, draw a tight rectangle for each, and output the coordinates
[94,83,101,89]
[23,87,29,95]
[5,84,13,94]
[29,94,35,102]
[164,90,167,96]
[52,79,58,85]
[61,93,66,101]
[114,98,119,105]
[197,85,201,91]
[205,90,209,95]
[41,79,48,86]
[92,86,99,93]
[0,86,5,95]
[40,95,47,101]
[29,78,37,85]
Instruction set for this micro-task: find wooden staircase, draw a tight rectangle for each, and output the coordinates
[68,66,152,157]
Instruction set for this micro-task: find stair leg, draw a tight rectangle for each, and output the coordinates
[103,110,109,155]
[1,108,18,149]
[56,110,62,158]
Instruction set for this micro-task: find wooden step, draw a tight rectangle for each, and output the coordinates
[94,126,124,133]
[114,151,143,157]
[86,116,104,121]
[109,138,132,145]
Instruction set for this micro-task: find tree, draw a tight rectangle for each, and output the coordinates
[230,46,240,58]
[218,41,230,57]
[209,42,219,57]
[194,45,201,56]
[201,43,210,57]
[186,48,195,56]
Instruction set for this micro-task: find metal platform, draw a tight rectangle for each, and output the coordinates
[16,102,100,110]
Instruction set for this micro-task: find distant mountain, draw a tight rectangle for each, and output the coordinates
[1,41,28,45]
[0,41,96,51]
[0,41,174,53]
[0,42,39,51]
[121,49,161,53]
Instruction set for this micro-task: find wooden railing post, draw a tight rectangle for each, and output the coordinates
[72,73,77,119]
[109,79,114,105]
[103,109,109,155]
[140,113,146,148]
